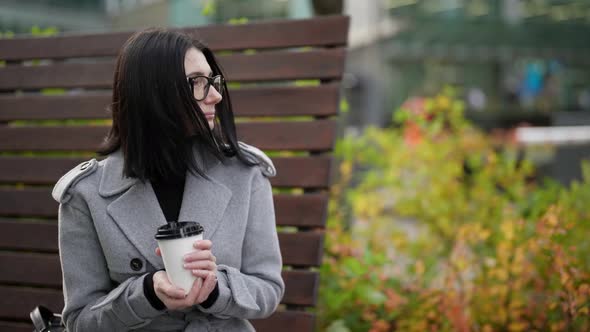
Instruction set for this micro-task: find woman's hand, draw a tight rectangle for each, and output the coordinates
[152,270,202,311]
[155,240,218,305]
[183,240,218,304]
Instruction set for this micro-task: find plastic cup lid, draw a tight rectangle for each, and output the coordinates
[155,221,203,240]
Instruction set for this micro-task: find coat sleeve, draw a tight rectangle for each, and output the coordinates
[197,170,285,319]
[58,195,165,331]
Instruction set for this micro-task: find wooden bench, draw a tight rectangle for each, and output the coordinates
[0,15,349,332]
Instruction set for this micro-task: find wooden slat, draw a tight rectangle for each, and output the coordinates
[233,84,340,117]
[273,193,329,228]
[0,156,332,189]
[0,84,340,121]
[0,253,62,287]
[0,321,32,332]
[279,232,324,266]
[0,221,57,252]
[0,93,111,121]
[0,219,324,266]
[0,120,336,152]
[0,126,106,152]
[251,311,315,332]
[0,48,345,90]
[0,286,62,320]
[0,252,319,306]
[282,270,320,306]
[0,16,349,61]
[274,156,332,188]
[220,48,345,83]
[0,192,329,227]
[0,157,82,185]
[0,189,55,218]
[0,61,113,90]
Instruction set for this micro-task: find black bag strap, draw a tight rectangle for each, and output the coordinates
[30,306,65,332]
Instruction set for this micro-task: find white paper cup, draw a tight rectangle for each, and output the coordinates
[155,221,204,294]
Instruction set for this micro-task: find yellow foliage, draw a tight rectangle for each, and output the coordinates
[415,260,425,276]
[318,89,590,332]
[508,321,528,332]
[340,161,352,179]
[500,220,515,241]
[482,324,494,332]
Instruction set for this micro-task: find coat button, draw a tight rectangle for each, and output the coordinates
[130,258,143,271]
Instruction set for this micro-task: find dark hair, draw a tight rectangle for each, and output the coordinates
[98,28,256,181]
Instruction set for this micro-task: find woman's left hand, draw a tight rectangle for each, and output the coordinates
[183,239,218,304]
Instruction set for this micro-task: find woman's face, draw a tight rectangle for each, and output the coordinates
[184,47,222,130]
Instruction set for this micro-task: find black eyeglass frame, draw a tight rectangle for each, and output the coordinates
[187,75,224,101]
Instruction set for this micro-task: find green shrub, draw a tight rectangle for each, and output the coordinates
[318,88,590,332]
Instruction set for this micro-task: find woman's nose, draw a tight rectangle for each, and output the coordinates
[204,86,222,104]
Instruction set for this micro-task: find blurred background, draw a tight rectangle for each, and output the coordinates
[2,0,589,184]
[2,2,590,331]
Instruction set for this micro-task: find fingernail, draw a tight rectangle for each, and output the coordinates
[183,263,187,268]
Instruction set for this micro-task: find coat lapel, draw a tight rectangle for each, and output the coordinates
[106,180,167,269]
[177,169,232,240]
[99,146,231,268]
[99,150,166,268]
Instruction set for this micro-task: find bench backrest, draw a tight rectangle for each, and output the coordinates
[0,15,348,332]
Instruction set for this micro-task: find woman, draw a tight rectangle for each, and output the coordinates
[52,28,284,331]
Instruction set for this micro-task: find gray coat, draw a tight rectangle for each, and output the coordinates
[52,143,285,331]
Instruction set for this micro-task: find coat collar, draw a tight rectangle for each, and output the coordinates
[99,147,231,268]
[98,149,138,197]
[98,145,223,197]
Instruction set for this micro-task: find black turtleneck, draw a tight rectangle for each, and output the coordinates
[152,175,185,223]
[143,173,219,310]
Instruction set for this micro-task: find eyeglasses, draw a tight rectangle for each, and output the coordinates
[187,75,224,101]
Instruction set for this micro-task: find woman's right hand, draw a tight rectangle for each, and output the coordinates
[152,271,202,311]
